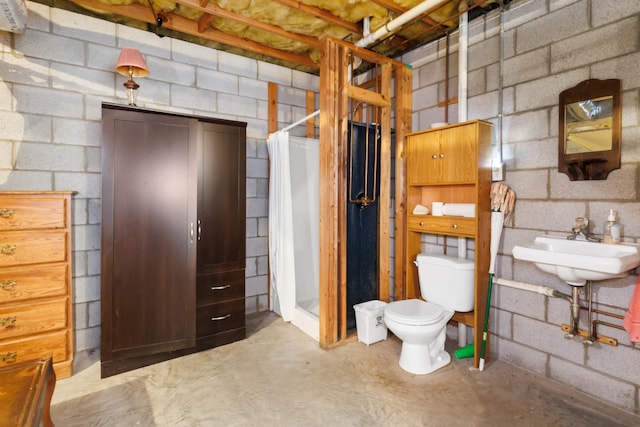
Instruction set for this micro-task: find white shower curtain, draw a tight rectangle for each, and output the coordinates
[267,131,296,321]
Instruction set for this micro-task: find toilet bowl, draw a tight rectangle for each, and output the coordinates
[384,254,474,375]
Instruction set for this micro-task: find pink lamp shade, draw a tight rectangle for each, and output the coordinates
[115,48,149,106]
[115,48,149,77]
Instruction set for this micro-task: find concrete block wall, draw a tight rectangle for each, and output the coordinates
[0,2,319,355]
[403,0,640,414]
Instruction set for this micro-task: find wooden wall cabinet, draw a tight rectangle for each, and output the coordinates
[101,105,246,377]
[0,192,74,379]
[405,120,492,369]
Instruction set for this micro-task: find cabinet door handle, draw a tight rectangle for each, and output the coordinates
[439,153,445,158]
[197,220,202,241]
[0,316,17,328]
[210,284,231,290]
[0,244,16,255]
[431,154,437,159]
[452,224,458,229]
[0,208,15,218]
[0,280,16,291]
[210,314,231,321]
[0,351,17,363]
[189,222,194,242]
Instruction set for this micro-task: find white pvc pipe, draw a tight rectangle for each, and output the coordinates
[458,237,466,259]
[456,7,470,351]
[356,0,449,48]
[458,8,468,122]
[458,323,467,347]
[494,277,558,297]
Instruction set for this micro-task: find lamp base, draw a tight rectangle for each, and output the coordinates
[123,79,139,106]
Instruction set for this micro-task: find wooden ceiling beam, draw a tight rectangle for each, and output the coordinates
[175,0,321,49]
[272,0,362,34]
[69,0,318,69]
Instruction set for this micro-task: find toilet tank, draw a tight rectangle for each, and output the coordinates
[416,253,475,312]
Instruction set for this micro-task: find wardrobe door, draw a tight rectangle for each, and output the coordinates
[198,121,246,273]
[101,106,198,377]
[196,121,246,348]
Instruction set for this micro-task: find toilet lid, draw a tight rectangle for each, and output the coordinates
[384,299,445,326]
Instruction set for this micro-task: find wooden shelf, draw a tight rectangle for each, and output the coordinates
[404,120,492,369]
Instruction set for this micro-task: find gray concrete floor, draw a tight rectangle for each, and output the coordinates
[51,312,640,426]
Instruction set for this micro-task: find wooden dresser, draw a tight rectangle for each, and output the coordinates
[0,191,74,379]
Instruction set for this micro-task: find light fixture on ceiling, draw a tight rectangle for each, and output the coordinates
[115,48,149,106]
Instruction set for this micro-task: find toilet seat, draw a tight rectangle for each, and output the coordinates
[385,299,445,326]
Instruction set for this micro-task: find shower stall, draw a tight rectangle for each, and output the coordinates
[268,122,381,341]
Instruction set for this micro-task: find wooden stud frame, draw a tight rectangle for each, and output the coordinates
[319,36,412,348]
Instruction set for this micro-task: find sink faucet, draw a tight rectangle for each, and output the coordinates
[568,217,601,242]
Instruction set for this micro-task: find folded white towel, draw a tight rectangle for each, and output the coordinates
[442,203,475,218]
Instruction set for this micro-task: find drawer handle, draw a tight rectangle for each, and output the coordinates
[210,284,231,291]
[211,314,231,321]
[0,280,17,291]
[452,224,458,229]
[419,221,424,226]
[0,351,17,363]
[0,208,15,218]
[0,316,17,328]
[0,244,16,255]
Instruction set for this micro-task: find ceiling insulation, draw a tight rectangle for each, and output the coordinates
[33,0,506,73]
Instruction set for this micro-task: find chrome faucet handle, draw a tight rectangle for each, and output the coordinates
[574,217,588,229]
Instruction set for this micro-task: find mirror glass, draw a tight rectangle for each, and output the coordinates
[558,78,621,181]
[564,96,613,154]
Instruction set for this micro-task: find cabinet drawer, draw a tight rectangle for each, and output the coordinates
[0,231,67,268]
[196,299,245,337]
[0,298,68,340]
[197,269,245,305]
[407,215,475,237]
[0,196,67,231]
[0,330,69,367]
[0,263,68,304]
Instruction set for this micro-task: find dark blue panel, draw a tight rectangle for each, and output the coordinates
[346,121,381,330]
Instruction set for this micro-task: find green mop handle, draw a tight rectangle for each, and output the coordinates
[479,272,494,371]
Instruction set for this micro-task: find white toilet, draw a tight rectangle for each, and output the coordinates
[384,253,474,374]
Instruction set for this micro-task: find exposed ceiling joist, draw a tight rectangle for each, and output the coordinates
[37,0,507,74]
[66,0,318,68]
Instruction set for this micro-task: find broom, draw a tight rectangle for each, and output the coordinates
[479,182,515,371]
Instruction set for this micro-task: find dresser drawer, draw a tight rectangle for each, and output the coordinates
[196,299,245,337]
[0,298,68,341]
[0,264,68,304]
[197,269,245,305]
[0,196,67,231]
[0,231,67,268]
[407,215,475,237]
[0,330,69,367]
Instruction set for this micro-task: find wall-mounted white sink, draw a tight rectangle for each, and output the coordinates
[512,235,640,286]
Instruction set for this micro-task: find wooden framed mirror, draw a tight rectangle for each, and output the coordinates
[558,78,621,180]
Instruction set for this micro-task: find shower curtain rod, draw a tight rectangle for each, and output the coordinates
[277,109,320,133]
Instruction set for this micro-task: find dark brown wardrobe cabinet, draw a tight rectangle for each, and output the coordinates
[100,104,246,378]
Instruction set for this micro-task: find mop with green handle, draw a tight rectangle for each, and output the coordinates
[479,183,515,371]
